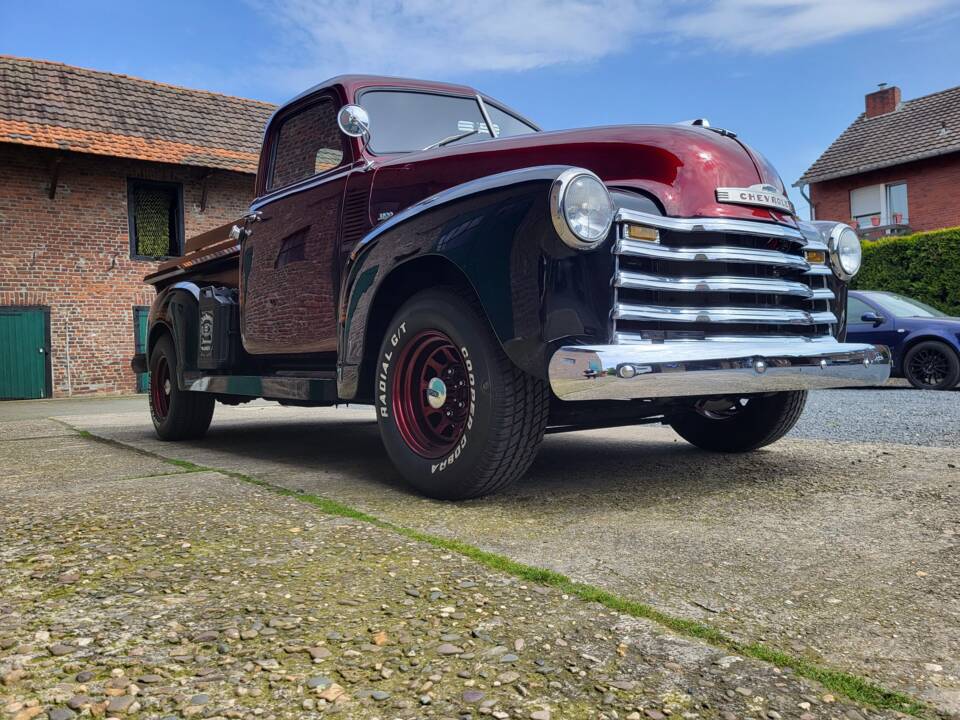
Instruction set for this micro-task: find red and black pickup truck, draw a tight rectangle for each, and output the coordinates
[133,74,890,499]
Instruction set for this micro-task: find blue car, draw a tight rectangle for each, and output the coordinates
[847,290,960,390]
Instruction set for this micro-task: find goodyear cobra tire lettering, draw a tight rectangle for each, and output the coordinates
[430,346,476,475]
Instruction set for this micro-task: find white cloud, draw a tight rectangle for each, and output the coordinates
[250,0,950,84]
[252,0,658,82]
[671,0,952,52]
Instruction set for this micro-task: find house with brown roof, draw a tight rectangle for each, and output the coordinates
[0,56,275,399]
[796,84,960,240]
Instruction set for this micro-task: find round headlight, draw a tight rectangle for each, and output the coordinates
[549,168,615,250]
[828,224,862,280]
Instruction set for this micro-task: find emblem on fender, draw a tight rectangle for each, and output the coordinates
[716,184,794,213]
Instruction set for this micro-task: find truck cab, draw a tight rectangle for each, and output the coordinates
[135,74,891,499]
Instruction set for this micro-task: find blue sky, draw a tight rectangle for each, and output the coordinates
[3,0,960,216]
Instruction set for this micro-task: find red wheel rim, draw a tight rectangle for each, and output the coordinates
[391,330,470,458]
[151,356,171,422]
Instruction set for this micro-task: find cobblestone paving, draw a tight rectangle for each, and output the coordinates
[0,421,911,720]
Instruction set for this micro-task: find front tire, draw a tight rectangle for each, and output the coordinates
[903,340,960,390]
[667,391,807,452]
[375,288,549,500]
[149,334,215,440]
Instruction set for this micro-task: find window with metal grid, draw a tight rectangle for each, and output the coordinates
[128,180,184,260]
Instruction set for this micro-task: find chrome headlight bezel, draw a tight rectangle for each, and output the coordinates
[549,168,615,250]
[826,223,862,281]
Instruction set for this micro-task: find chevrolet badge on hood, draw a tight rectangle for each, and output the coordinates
[716,184,794,213]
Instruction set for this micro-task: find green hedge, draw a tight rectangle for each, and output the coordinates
[851,227,960,316]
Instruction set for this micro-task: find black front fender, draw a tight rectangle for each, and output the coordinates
[337,166,617,399]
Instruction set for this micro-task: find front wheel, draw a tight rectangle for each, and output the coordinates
[375,288,549,500]
[667,391,807,453]
[903,341,960,390]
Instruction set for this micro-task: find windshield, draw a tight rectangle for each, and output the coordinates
[866,292,950,318]
[359,90,537,154]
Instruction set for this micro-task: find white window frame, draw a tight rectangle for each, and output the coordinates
[849,181,908,228]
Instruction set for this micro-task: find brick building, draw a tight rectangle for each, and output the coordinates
[796,84,960,239]
[0,56,275,399]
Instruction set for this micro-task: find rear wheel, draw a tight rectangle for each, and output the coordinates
[903,341,959,390]
[149,334,214,440]
[375,288,549,500]
[667,391,807,452]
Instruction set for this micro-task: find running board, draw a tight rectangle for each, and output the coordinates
[183,373,338,404]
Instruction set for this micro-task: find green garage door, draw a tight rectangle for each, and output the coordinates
[134,306,149,393]
[0,307,50,400]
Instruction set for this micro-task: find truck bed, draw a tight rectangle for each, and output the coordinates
[144,220,241,289]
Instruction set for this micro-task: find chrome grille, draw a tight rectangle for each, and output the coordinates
[613,209,835,344]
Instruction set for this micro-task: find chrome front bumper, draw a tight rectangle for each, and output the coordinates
[548,337,891,401]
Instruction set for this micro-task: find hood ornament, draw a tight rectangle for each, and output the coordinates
[716,183,794,213]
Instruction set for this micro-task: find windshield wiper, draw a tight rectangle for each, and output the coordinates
[421,129,479,151]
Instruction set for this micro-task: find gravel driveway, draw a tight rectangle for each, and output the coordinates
[792,387,960,447]
[0,417,909,720]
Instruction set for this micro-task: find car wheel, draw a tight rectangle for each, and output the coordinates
[375,287,550,500]
[667,391,807,452]
[149,334,215,440]
[903,340,960,390]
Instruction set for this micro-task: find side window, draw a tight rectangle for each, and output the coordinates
[269,98,345,190]
[128,179,183,260]
[847,297,874,321]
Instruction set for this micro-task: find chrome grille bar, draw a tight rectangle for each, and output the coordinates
[616,238,811,271]
[616,208,807,244]
[615,303,837,326]
[616,269,815,297]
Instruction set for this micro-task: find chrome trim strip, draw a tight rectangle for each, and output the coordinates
[616,208,806,243]
[616,238,810,271]
[475,93,497,138]
[614,332,837,345]
[250,164,358,211]
[616,269,814,297]
[803,265,832,276]
[811,287,835,301]
[615,303,837,325]
[548,338,891,401]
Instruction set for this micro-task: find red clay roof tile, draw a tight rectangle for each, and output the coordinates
[0,55,276,174]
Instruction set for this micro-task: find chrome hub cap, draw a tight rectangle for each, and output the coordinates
[426,377,447,409]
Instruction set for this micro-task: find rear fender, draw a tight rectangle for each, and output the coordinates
[337,165,618,399]
[147,281,201,387]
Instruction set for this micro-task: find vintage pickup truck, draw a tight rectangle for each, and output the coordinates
[134,74,891,499]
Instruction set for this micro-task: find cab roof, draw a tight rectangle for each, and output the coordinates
[282,74,482,111]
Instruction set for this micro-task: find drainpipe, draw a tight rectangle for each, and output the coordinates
[798,183,814,221]
[65,322,73,397]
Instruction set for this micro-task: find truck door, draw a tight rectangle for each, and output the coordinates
[240,92,352,355]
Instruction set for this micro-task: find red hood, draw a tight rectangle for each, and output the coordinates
[369,125,795,224]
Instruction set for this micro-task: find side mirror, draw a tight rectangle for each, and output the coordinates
[861,311,885,326]
[337,104,370,138]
